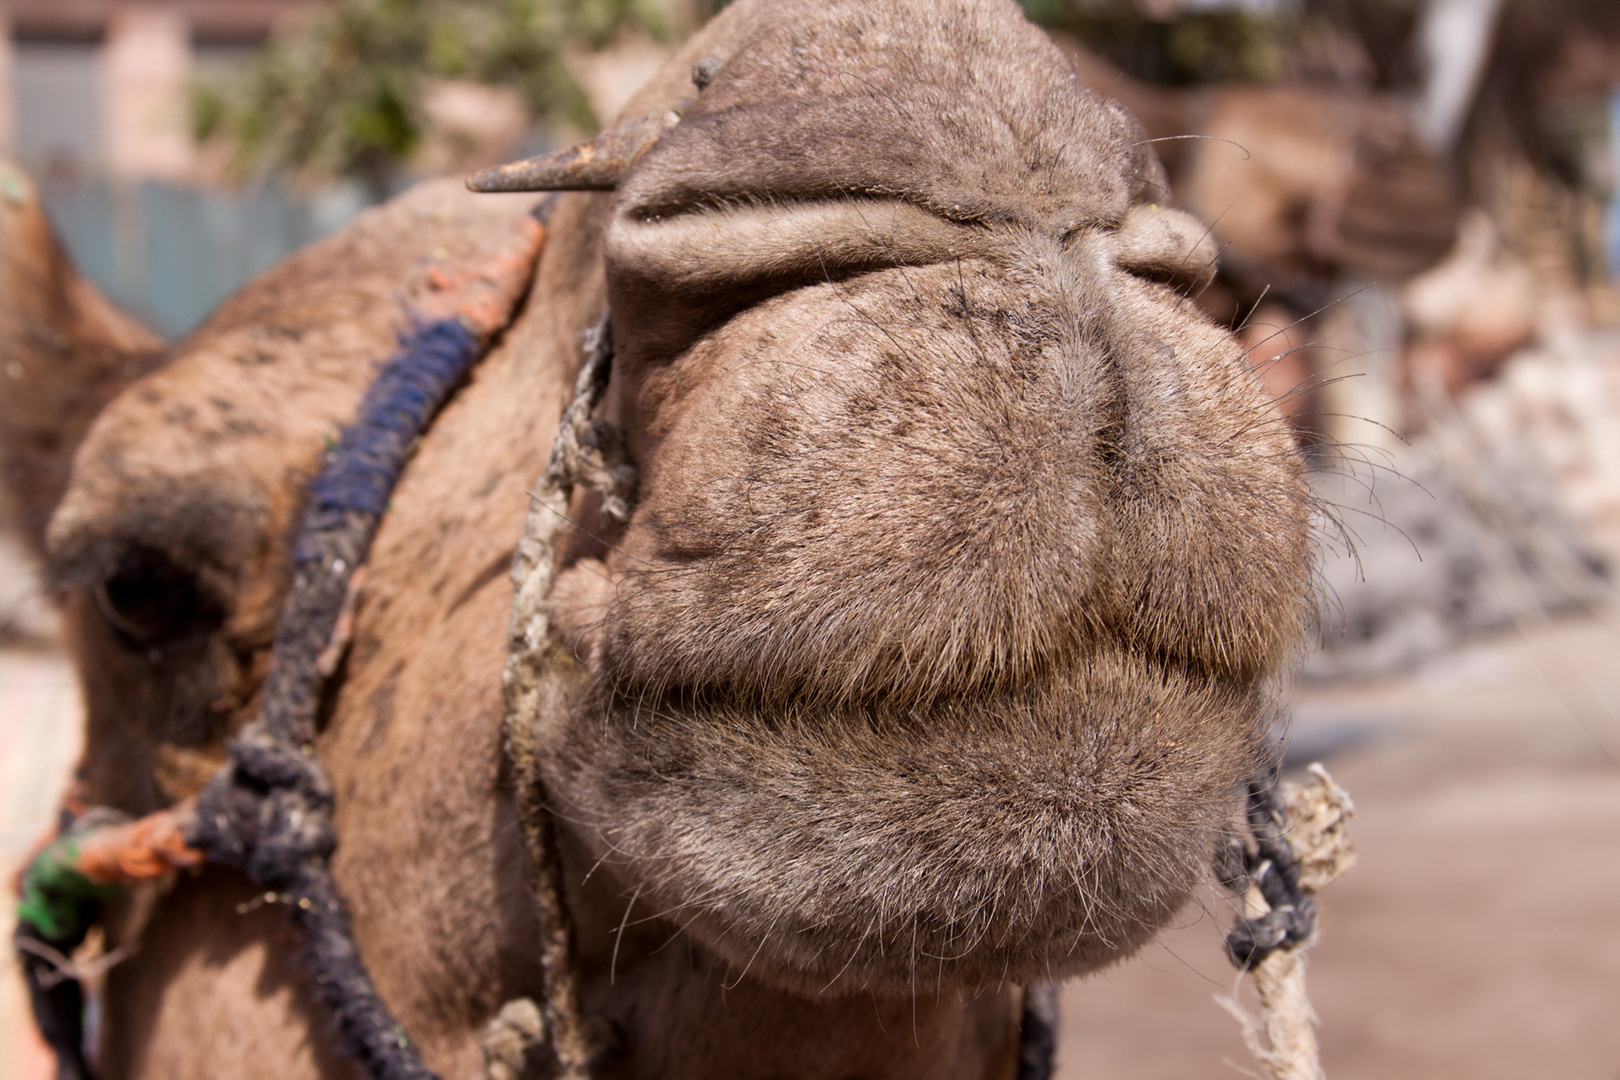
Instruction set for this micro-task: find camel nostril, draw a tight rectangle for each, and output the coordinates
[1118,251,1214,294]
[1112,203,1221,294]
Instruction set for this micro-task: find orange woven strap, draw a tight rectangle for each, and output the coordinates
[16,799,205,943]
[73,802,204,886]
[408,216,547,339]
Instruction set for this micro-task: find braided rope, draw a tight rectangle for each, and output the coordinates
[498,314,634,1080]
[187,316,493,1080]
[1217,763,1357,1080]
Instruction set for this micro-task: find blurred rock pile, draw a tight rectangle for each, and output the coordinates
[1310,315,1620,679]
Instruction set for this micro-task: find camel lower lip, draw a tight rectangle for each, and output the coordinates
[543,648,1264,994]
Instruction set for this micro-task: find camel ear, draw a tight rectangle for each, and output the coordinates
[0,161,163,559]
[466,109,681,192]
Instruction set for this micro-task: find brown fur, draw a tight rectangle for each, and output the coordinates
[0,165,162,558]
[2,0,1311,1076]
[45,180,539,816]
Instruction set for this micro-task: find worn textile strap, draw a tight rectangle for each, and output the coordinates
[175,209,542,1080]
[187,316,490,1080]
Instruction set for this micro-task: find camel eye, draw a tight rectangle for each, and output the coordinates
[93,548,223,649]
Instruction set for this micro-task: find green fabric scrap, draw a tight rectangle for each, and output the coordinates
[15,835,122,943]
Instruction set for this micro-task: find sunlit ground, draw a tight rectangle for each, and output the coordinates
[1059,603,1620,1080]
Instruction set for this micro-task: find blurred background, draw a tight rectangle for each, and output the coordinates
[3,0,1620,1077]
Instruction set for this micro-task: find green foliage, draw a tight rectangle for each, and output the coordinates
[192,0,673,195]
[1018,1,1297,86]
[196,0,1339,192]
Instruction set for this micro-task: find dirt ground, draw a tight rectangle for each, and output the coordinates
[1058,605,1620,1080]
[4,606,1620,1078]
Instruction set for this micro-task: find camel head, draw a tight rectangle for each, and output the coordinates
[523,0,1313,997]
[0,0,1312,1063]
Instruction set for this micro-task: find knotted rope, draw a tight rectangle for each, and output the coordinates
[1217,763,1357,1080]
[186,316,493,1080]
[12,206,547,1079]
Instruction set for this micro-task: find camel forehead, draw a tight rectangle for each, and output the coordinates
[620,0,1151,232]
[48,181,539,590]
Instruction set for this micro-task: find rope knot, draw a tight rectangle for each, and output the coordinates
[1221,776,1322,970]
[191,726,337,889]
[1224,894,1318,970]
[1215,763,1357,1080]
